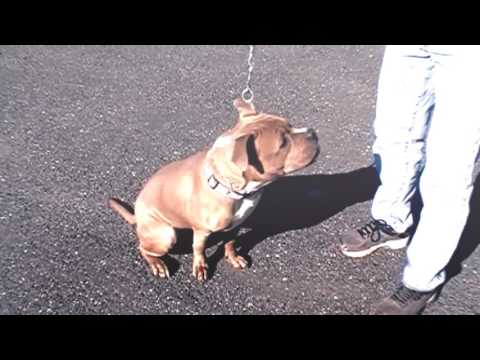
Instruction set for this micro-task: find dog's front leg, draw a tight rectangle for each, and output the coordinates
[192,230,210,281]
[224,239,248,270]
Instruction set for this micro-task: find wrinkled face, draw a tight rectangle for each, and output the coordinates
[207,98,319,192]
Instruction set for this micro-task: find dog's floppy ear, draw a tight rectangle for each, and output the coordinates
[221,134,252,191]
[231,134,250,172]
[234,97,256,118]
[208,133,261,192]
[232,133,264,176]
[229,133,265,188]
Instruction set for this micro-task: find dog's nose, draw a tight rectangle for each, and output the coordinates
[306,128,317,141]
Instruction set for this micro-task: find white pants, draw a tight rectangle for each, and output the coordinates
[371,45,480,291]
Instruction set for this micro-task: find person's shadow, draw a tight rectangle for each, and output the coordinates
[168,165,381,276]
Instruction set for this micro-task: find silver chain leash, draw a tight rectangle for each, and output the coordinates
[241,45,255,103]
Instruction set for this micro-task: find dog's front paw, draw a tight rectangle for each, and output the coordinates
[192,256,209,281]
[225,254,248,270]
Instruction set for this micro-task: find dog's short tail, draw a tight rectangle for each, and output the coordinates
[108,198,136,225]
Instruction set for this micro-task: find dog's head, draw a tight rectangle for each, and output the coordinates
[206,98,319,192]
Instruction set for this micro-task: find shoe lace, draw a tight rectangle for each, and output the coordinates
[392,286,425,304]
[356,219,396,242]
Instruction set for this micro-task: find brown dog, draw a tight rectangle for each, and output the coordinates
[109,98,319,281]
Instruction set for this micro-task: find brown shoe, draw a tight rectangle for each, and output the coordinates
[340,219,410,258]
[370,285,437,315]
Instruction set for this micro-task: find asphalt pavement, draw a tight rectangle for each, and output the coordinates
[1,45,479,314]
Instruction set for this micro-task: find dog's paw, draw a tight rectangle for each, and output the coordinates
[225,254,248,270]
[192,257,209,281]
[148,258,170,279]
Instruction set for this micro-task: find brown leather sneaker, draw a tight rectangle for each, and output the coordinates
[370,285,437,315]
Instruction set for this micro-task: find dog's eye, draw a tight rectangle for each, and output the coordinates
[280,135,289,148]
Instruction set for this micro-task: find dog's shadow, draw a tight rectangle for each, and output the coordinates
[169,165,380,277]
[158,167,480,282]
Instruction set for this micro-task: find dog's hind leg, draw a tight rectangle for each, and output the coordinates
[137,221,177,279]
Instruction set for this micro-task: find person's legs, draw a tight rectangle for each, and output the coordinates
[371,45,435,234]
[402,46,480,292]
[372,46,480,314]
[341,46,435,257]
